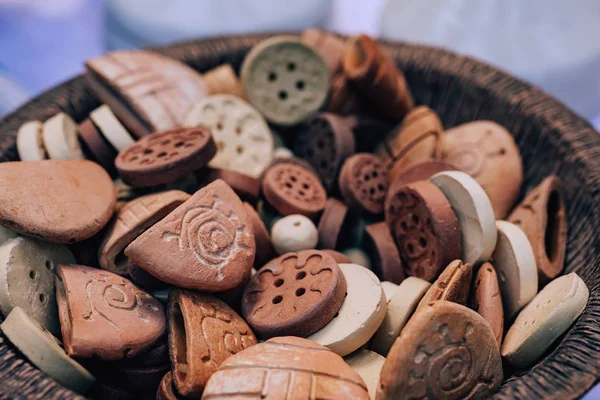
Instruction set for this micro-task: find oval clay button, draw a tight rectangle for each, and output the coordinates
[365,222,404,284]
[77,118,118,176]
[317,198,349,250]
[42,112,85,160]
[90,104,135,151]
[17,120,47,161]
[417,260,473,309]
[472,262,504,347]
[344,349,386,400]
[271,214,318,255]
[339,153,389,214]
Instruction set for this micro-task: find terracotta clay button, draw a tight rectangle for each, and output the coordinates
[493,221,538,319]
[56,264,166,360]
[508,175,567,285]
[77,118,118,175]
[307,263,386,356]
[99,190,190,276]
[418,260,473,309]
[389,160,456,189]
[430,171,497,265]
[199,168,261,203]
[271,214,319,255]
[364,222,404,284]
[42,112,85,160]
[472,262,504,347]
[242,250,346,338]
[115,126,217,187]
[203,336,369,399]
[125,180,256,292]
[157,371,183,400]
[377,301,503,400]
[441,121,523,219]
[203,64,246,99]
[318,198,349,250]
[345,349,386,400]
[261,162,327,217]
[185,94,273,178]
[243,202,274,266]
[0,160,116,244]
[241,36,330,126]
[90,104,135,151]
[17,120,47,161]
[384,180,461,282]
[323,249,353,264]
[339,153,390,215]
[502,273,588,368]
[381,281,399,302]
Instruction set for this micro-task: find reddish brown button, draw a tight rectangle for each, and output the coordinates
[77,118,117,176]
[242,250,347,338]
[198,168,261,203]
[243,202,274,267]
[364,222,404,284]
[472,262,504,347]
[418,260,473,308]
[339,153,389,214]
[317,198,349,250]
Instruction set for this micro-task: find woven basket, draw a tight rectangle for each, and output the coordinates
[0,33,599,400]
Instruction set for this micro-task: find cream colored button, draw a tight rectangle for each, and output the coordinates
[0,236,75,335]
[185,94,273,178]
[372,277,431,356]
[307,263,386,356]
[1,307,95,393]
[90,104,135,151]
[494,220,538,318]
[430,170,497,265]
[42,112,85,160]
[380,281,399,303]
[344,349,386,399]
[343,247,371,269]
[273,147,294,159]
[17,121,47,161]
[271,214,318,255]
[502,273,588,367]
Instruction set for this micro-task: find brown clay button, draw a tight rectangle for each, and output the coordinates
[441,120,523,219]
[317,198,349,250]
[377,301,503,400]
[56,264,166,361]
[242,250,347,338]
[243,202,274,267]
[508,175,567,285]
[198,168,261,203]
[125,180,255,292]
[322,249,353,264]
[127,260,166,291]
[389,160,456,188]
[168,290,257,397]
[0,160,116,244]
[157,371,183,400]
[472,262,504,347]
[115,127,217,188]
[261,162,327,217]
[385,180,461,281]
[203,336,369,399]
[339,153,389,214]
[77,118,118,176]
[328,71,362,115]
[364,222,404,284]
[418,260,473,308]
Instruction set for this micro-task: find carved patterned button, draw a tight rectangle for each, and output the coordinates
[116,127,217,187]
[339,153,389,214]
[242,250,347,339]
[241,36,330,126]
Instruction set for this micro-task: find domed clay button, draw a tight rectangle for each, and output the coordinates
[417,259,473,309]
[99,190,190,276]
[203,336,369,399]
[198,168,261,203]
[317,198,349,250]
[502,272,588,368]
[90,104,135,151]
[339,153,389,214]
[381,281,399,302]
[344,349,386,399]
[77,118,118,176]
[124,180,255,292]
[115,126,217,188]
[493,221,538,319]
[243,202,275,266]
[364,222,404,284]
[372,276,431,356]
[472,262,504,347]
[56,264,166,360]
[388,160,456,189]
[0,236,75,335]
[168,289,257,396]
[261,162,328,217]
[203,64,246,99]
[17,120,47,161]
[271,214,318,255]
[376,301,503,400]
[507,175,567,285]
[242,250,347,338]
[441,120,523,219]
[184,94,273,178]
[307,263,386,356]
[241,36,330,126]
[430,170,497,265]
[157,371,183,400]
[0,307,95,393]
[0,160,116,243]
[42,112,85,160]
[384,180,461,282]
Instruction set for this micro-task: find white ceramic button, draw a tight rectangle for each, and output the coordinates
[271,214,318,255]
[430,170,497,265]
[307,263,386,356]
[380,281,399,303]
[90,104,135,151]
[343,247,372,269]
[42,112,85,160]
[493,220,538,318]
[502,273,588,367]
[17,121,47,161]
[344,349,386,399]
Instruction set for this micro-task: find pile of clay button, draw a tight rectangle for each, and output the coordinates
[1,29,588,400]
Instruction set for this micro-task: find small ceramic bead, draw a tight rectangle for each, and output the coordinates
[271,214,318,255]
[17,120,47,161]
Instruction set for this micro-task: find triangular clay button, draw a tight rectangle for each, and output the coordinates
[125,180,256,292]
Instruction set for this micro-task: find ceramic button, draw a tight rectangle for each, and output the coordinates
[339,153,389,214]
[372,276,431,356]
[202,337,369,399]
[493,221,538,319]
[0,236,75,335]
[90,105,135,151]
[418,260,473,309]
[243,202,275,266]
[242,250,347,338]
[502,273,588,368]
[199,168,261,203]
[317,198,348,250]
[344,248,372,269]
[345,349,386,399]
[377,301,503,400]
[271,214,318,255]
[17,120,47,161]
[365,222,404,284]
[42,112,85,160]
[185,94,273,178]
[380,281,399,303]
[472,262,504,347]
[241,36,330,126]
[430,170,497,265]
[203,64,246,99]
[77,118,118,176]
[307,263,386,356]
[1,307,96,394]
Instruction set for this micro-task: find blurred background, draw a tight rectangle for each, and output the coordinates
[1,0,599,133]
